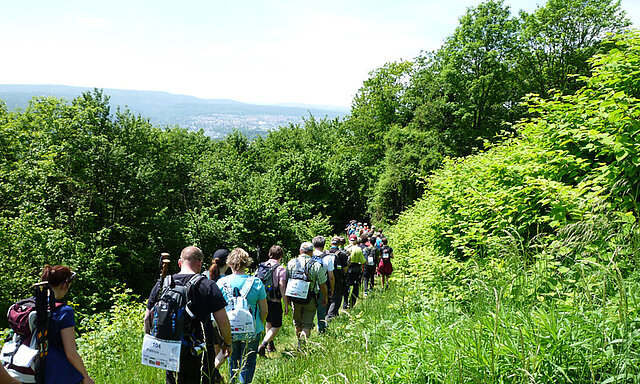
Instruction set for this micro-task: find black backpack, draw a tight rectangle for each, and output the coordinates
[151,274,204,342]
[254,262,280,300]
[331,248,349,270]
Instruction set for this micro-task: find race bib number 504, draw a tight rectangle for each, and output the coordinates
[141,334,181,372]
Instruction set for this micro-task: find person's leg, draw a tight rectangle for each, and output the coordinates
[316,300,327,333]
[350,279,360,308]
[342,282,351,309]
[259,300,282,353]
[327,282,343,321]
[239,336,260,384]
[298,301,316,347]
[174,349,203,384]
[363,271,371,293]
[262,323,280,344]
[229,340,245,384]
[166,371,176,384]
[201,344,216,384]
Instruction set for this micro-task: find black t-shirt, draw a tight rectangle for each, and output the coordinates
[380,245,393,261]
[147,273,227,339]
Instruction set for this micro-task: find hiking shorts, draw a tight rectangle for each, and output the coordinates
[266,300,283,328]
[292,298,317,330]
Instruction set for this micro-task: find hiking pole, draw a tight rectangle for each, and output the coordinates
[152,253,171,315]
[160,252,171,280]
[33,281,50,384]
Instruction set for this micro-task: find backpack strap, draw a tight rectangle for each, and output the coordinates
[162,275,174,289]
[183,274,204,319]
[239,276,255,299]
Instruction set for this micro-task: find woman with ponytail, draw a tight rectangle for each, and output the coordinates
[40,265,94,384]
[202,249,230,384]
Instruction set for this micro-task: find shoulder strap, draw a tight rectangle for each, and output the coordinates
[184,274,204,319]
[239,276,254,299]
[294,257,303,273]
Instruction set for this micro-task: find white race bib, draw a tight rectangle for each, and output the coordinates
[141,334,181,372]
[367,256,374,265]
[285,278,310,299]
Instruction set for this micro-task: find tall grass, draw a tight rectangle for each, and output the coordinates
[78,215,640,383]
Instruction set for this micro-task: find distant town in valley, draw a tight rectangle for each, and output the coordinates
[0,85,350,139]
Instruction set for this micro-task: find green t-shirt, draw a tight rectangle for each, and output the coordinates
[346,245,366,264]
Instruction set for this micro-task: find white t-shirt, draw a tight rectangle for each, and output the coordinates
[313,249,334,272]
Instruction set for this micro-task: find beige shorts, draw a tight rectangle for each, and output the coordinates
[292,298,317,330]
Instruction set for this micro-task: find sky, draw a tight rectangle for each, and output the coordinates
[1,0,639,108]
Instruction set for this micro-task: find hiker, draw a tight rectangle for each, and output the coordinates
[202,248,230,384]
[217,248,267,384]
[343,235,365,309]
[285,242,328,346]
[312,236,334,333]
[257,245,288,355]
[0,365,19,384]
[326,236,349,321]
[363,235,379,294]
[145,246,232,384]
[205,248,230,281]
[39,265,95,384]
[379,237,394,288]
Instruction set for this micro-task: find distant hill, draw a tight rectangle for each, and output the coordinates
[0,85,350,138]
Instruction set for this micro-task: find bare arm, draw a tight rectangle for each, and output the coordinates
[0,365,20,384]
[212,308,233,357]
[61,327,94,384]
[279,277,289,315]
[144,308,152,334]
[319,283,328,306]
[257,299,268,324]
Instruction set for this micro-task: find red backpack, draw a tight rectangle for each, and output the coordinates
[2,285,63,382]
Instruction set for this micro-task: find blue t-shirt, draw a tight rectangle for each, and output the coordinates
[217,274,266,335]
[45,304,84,384]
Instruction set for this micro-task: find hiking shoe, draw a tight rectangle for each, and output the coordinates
[257,343,267,356]
[267,341,276,352]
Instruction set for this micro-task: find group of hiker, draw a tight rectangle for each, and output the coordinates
[1,221,394,384]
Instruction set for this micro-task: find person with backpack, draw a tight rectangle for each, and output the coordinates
[202,248,230,384]
[216,248,267,384]
[312,236,334,333]
[379,237,394,288]
[38,265,94,384]
[256,245,287,356]
[285,242,328,347]
[145,246,232,384]
[326,236,349,322]
[363,236,379,294]
[343,235,365,309]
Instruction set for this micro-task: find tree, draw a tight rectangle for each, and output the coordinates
[515,0,631,97]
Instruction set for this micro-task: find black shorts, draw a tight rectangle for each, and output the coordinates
[266,300,283,328]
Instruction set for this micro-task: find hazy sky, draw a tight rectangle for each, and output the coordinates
[2,0,639,107]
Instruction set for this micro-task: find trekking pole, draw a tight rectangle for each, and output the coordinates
[154,253,171,303]
[33,281,50,384]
